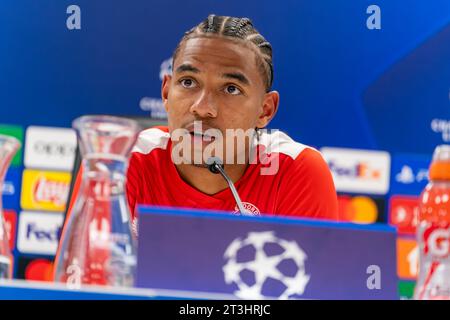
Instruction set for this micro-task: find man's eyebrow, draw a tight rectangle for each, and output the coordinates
[222,72,250,86]
[175,64,200,74]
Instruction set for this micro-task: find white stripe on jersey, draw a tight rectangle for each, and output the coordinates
[255,130,317,160]
[132,127,318,160]
[132,128,170,155]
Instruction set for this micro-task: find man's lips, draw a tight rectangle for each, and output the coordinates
[189,131,216,142]
[184,124,219,141]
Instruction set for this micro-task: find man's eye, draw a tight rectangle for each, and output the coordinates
[180,79,196,88]
[225,85,242,95]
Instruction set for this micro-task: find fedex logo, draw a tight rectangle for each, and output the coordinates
[328,161,381,180]
[26,222,61,242]
[17,211,64,255]
[321,147,390,195]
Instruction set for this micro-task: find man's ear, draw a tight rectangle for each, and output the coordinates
[256,90,280,128]
[161,74,172,112]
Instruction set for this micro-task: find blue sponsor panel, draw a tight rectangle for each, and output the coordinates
[2,167,22,210]
[136,206,398,300]
[390,154,431,196]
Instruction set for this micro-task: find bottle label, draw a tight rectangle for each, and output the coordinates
[423,225,449,259]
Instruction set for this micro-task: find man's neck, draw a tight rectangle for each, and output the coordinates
[175,162,248,195]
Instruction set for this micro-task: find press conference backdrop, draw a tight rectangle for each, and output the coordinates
[0,0,449,299]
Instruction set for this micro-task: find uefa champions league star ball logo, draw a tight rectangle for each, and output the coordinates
[222,231,310,299]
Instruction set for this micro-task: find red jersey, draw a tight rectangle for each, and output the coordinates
[58,126,338,285]
[125,126,338,221]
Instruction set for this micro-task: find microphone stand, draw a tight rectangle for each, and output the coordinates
[206,157,249,215]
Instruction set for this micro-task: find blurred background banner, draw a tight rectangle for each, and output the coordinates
[0,0,449,298]
[0,0,449,153]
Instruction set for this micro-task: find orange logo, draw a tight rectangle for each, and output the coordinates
[397,237,418,280]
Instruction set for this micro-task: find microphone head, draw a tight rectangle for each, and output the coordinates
[206,157,223,174]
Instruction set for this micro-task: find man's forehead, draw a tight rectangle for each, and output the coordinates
[173,37,258,72]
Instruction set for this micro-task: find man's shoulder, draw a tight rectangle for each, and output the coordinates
[257,130,325,167]
[131,126,170,155]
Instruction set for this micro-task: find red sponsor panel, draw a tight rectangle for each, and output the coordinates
[389,195,419,235]
[3,210,17,250]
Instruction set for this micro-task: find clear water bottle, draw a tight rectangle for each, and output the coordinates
[53,115,139,288]
[0,134,20,279]
[414,145,450,300]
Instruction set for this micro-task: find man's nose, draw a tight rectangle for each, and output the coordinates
[189,90,218,118]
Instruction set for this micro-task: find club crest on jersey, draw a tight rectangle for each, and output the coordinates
[234,202,261,216]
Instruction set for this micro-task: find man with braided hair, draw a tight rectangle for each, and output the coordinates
[69,15,338,223]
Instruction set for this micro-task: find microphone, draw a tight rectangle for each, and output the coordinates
[206,157,249,215]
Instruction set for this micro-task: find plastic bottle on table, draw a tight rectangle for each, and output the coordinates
[414,145,450,300]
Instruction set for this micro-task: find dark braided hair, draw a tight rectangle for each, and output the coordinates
[172,15,274,92]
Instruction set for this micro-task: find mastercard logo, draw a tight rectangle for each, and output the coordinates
[24,259,54,282]
[338,195,379,224]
